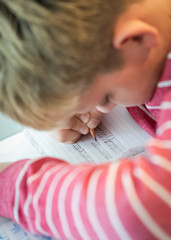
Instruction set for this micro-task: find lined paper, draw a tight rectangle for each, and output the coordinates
[0,106,151,164]
[23,106,151,164]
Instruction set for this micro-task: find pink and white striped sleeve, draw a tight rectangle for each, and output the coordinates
[0,95,171,240]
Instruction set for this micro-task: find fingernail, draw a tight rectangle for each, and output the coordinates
[88,119,99,129]
[80,126,89,135]
[80,114,89,123]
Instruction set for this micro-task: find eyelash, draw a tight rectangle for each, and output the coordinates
[102,94,111,106]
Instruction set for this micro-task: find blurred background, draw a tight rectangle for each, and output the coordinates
[0,113,23,141]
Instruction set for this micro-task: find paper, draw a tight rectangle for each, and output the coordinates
[0,106,151,164]
[0,218,56,240]
[27,106,150,163]
[0,106,151,239]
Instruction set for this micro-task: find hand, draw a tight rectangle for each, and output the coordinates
[49,108,104,144]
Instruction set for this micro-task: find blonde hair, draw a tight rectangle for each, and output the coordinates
[0,0,135,130]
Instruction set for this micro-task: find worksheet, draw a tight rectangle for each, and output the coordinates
[0,106,151,164]
[0,106,151,240]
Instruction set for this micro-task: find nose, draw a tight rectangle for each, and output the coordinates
[96,102,116,113]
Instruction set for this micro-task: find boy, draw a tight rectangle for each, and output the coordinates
[0,0,171,239]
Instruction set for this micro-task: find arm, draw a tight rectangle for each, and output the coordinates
[0,95,171,240]
[0,162,12,172]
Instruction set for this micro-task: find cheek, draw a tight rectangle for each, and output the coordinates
[96,102,116,113]
[113,88,140,106]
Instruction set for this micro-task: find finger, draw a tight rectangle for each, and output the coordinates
[49,129,82,144]
[59,116,89,135]
[77,112,90,124]
[71,117,89,135]
[78,109,103,129]
[87,109,104,129]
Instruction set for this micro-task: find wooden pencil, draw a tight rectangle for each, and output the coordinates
[90,128,97,141]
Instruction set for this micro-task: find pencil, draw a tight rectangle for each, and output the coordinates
[90,128,97,141]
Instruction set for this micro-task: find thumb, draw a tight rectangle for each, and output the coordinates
[87,108,104,129]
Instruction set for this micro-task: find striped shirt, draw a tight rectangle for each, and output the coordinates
[127,51,171,136]
[0,52,171,240]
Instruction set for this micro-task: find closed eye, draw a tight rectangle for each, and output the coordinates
[100,94,111,106]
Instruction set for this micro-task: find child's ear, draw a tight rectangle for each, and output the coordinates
[113,20,159,63]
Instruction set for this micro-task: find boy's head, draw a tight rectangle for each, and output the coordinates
[0,0,170,129]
